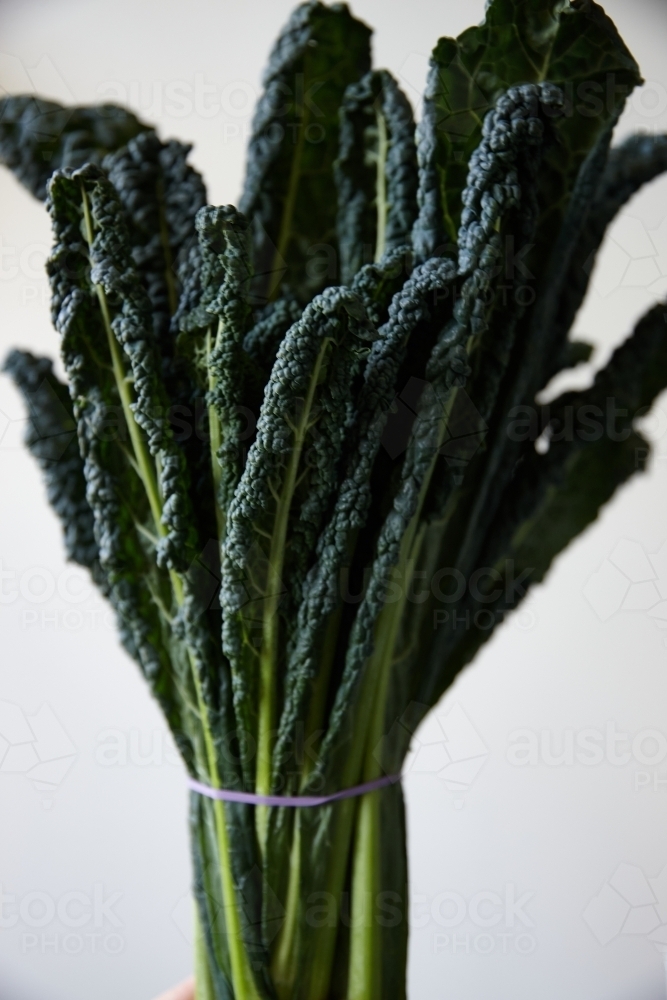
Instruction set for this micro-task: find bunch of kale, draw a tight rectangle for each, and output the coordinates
[4,2,667,998]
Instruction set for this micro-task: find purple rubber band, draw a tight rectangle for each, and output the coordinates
[187,772,401,807]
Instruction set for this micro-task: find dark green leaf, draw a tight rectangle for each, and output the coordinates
[221,285,375,801]
[413,0,641,259]
[104,130,207,354]
[3,349,99,571]
[46,163,201,749]
[335,70,418,285]
[545,133,667,377]
[239,0,371,303]
[0,95,148,200]
[419,297,667,709]
[178,205,261,535]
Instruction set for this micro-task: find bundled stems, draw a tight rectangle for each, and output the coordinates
[4,3,667,999]
[80,177,260,1000]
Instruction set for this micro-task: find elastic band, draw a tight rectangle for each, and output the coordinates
[187,772,401,807]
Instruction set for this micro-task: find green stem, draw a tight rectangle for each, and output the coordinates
[268,66,310,301]
[256,337,332,849]
[264,385,463,997]
[192,668,262,1000]
[346,542,418,1000]
[347,389,461,996]
[206,325,225,539]
[302,797,359,1000]
[194,905,215,1000]
[81,185,165,536]
[374,110,388,263]
[271,816,302,998]
[269,606,340,993]
[347,795,380,1000]
[300,606,342,782]
[296,596,404,999]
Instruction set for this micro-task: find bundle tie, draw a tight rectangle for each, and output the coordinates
[187,772,401,807]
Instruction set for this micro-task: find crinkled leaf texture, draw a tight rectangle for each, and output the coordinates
[0,96,149,200]
[3,2,667,1000]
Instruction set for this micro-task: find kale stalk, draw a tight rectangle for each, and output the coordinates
[2,2,666,998]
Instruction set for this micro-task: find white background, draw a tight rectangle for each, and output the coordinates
[1,2,667,998]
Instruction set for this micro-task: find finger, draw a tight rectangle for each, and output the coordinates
[153,975,195,1000]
